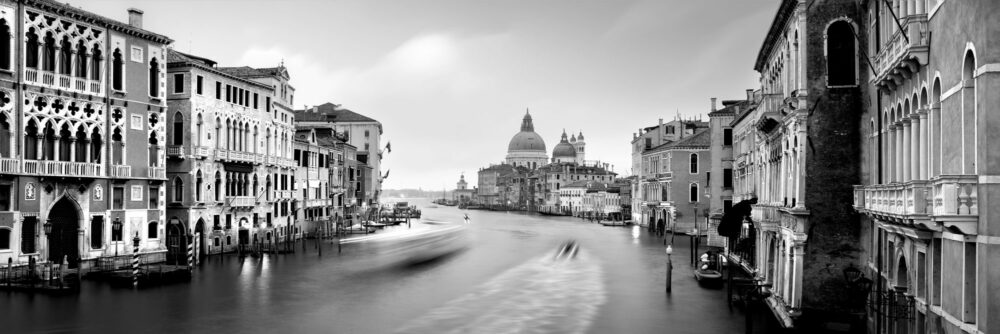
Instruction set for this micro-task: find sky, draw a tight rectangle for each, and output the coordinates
[81,0,778,190]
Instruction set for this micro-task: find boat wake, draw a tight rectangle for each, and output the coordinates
[395,241,606,334]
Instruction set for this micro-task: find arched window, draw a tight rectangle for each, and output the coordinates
[0,19,9,70]
[0,113,9,158]
[112,48,123,91]
[689,153,699,174]
[215,118,222,149]
[42,121,55,160]
[689,183,699,202]
[74,127,86,162]
[58,124,71,161]
[147,221,158,239]
[90,131,102,163]
[172,177,183,202]
[196,114,203,147]
[42,32,55,71]
[75,41,87,78]
[148,131,159,167]
[826,20,856,86]
[149,57,160,97]
[214,171,222,201]
[172,112,184,145]
[23,119,37,159]
[25,28,38,69]
[90,49,101,81]
[58,36,71,75]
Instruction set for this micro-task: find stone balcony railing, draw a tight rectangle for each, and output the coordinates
[148,166,166,180]
[193,146,211,158]
[24,68,104,96]
[873,14,930,89]
[109,165,131,178]
[215,148,228,160]
[305,198,328,208]
[23,160,102,177]
[0,157,20,173]
[854,175,978,233]
[228,196,255,208]
[166,145,186,158]
[266,156,276,165]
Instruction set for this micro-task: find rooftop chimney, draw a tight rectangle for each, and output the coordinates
[711,98,717,112]
[746,89,753,101]
[127,8,144,29]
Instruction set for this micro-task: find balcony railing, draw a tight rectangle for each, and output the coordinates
[267,156,276,165]
[0,157,19,173]
[854,181,930,217]
[228,196,255,208]
[25,68,38,83]
[166,145,186,158]
[109,165,131,178]
[305,199,327,208]
[89,79,101,94]
[931,175,978,216]
[255,154,265,164]
[58,75,70,88]
[24,68,105,96]
[74,77,86,91]
[193,146,211,158]
[24,160,102,177]
[873,15,929,88]
[41,71,54,85]
[215,148,228,161]
[148,166,166,179]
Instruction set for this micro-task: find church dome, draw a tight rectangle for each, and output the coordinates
[552,130,577,158]
[508,111,547,152]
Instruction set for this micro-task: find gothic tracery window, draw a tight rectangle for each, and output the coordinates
[112,48,123,91]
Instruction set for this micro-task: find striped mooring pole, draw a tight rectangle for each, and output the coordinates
[187,235,195,269]
[132,233,140,289]
[195,232,201,265]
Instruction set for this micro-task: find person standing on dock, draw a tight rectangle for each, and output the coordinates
[464,214,470,224]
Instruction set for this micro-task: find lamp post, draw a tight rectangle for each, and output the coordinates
[691,203,698,266]
[42,220,52,282]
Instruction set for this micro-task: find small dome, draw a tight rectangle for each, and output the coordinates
[507,110,546,152]
[552,130,577,158]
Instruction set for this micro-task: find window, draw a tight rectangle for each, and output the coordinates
[225,84,231,102]
[689,153,699,174]
[42,32,54,71]
[173,177,183,202]
[195,171,203,202]
[173,73,184,93]
[21,217,36,252]
[723,129,733,146]
[90,49,101,80]
[644,138,651,150]
[149,186,159,209]
[0,228,9,250]
[666,126,675,134]
[25,28,38,68]
[826,20,857,86]
[112,48,124,91]
[266,96,271,112]
[0,184,10,211]
[365,130,370,137]
[90,216,103,249]
[196,75,203,95]
[131,185,143,201]
[75,41,87,78]
[689,183,699,202]
[173,112,184,145]
[113,187,124,209]
[147,221,158,239]
[253,93,258,109]
[723,168,733,188]
[215,81,222,99]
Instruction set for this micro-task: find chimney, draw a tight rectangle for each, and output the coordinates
[127,8,144,29]
[746,89,753,101]
[711,98,717,112]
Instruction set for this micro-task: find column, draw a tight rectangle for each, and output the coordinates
[84,139,91,163]
[797,133,806,208]
[887,126,894,182]
[910,115,920,180]
[919,111,928,180]
[791,242,805,308]
[53,135,61,162]
[895,124,903,182]
[902,120,911,182]
[69,139,76,162]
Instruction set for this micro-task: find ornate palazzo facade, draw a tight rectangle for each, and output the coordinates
[0,1,172,268]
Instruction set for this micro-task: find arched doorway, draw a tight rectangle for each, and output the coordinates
[165,218,187,264]
[194,218,206,259]
[47,197,80,268]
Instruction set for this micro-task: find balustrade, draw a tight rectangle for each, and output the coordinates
[931,175,978,216]
[228,196,255,207]
[166,145,186,158]
[25,68,38,83]
[109,164,131,178]
[0,157,19,173]
[193,146,211,158]
[41,71,54,85]
[24,160,102,177]
[148,166,166,179]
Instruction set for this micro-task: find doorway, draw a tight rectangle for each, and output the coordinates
[47,197,80,268]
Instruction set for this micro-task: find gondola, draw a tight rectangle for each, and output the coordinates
[693,251,725,288]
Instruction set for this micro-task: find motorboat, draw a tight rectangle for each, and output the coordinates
[693,251,725,288]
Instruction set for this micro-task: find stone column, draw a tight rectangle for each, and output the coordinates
[930,104,941,176]
[797,132,805,208]
[910,115,920,180]
[895,123,904,182]
[69,139,76,162]
[84,139,91,163]
[53,135,61,162]
[902,119,911,182]
[919,111,928,180]
[791,240,805,308]
[887,126,894,182]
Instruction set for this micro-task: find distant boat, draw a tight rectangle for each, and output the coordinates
[694,251,724,288]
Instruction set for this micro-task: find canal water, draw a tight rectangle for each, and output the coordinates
[3,198,747,334]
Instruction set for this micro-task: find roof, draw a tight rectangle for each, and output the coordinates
[295,103,380,124]
[166,49,274,90]
[217,66,290,81]
[646,129,711,153]
[28,0,173,44]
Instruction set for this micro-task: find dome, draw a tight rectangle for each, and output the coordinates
[552,130,577,158]
[507,111,547,152]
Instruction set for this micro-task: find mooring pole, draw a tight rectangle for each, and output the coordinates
[665,245,673,293]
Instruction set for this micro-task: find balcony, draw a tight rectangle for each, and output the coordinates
[148,166,166,180]
[58,75,70,89]
[0,157,19,173]
[215,148,228,161]
[854,181,930,218]
[305,198,327,208]
[88,79,102,94]
[930,175,978,234]
[228,196,255,208]
[166,146,186,159]
[24,160,102,178]
[109,165,131,178]
[873,15,930,90]
[266,156,276,165]
[193,146,211,159]
[41,71,54,86]
[655,172,672,180]
[74,77,86,91]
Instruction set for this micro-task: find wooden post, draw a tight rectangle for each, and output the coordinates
[665,245,673,293]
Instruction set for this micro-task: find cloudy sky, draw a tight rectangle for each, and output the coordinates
[83,0,777,190]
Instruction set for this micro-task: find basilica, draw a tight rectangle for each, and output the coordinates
[505,110,588,168]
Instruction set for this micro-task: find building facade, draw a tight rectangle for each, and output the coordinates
[295,102,382,206]
[630,118,708,224]
[293,128,335,236]
[165,50,297,256]
[0,3,174,268]
[506,110,548,169]
[851,0,1000,333]
[706,95,752,247]
[451,173,474,205]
